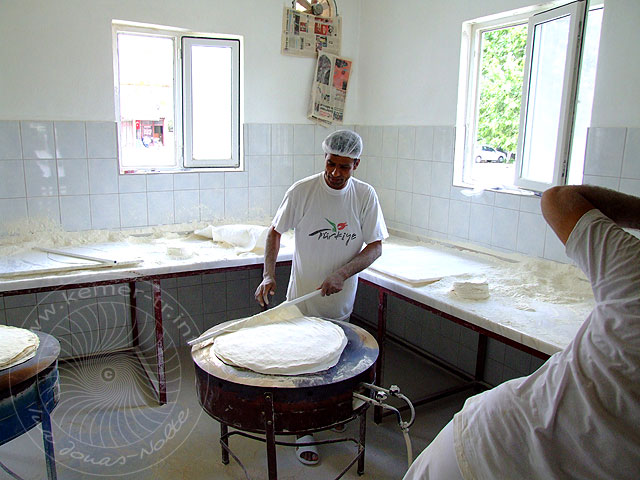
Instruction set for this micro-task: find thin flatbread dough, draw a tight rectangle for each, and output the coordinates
[211,317,347,375]
[0,325,39,370]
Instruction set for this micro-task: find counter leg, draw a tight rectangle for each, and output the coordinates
[129,282,140,348]
[374,289,387,424]
[152,279,167,405]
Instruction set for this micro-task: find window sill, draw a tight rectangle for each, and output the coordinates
[120,165,244,175]
[453,181,542,198]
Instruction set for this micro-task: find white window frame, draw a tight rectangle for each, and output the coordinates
[454,1,589,193]
[112,22,243,173]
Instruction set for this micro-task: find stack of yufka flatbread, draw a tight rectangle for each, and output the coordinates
[0,325,39,370]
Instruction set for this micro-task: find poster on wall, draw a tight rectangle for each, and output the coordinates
[281,7,341,57]
[308,52,352,125]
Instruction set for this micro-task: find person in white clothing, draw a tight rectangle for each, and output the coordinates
[255,129,388,465]
[404,185,640,480]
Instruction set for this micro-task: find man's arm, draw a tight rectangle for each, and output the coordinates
[541,185,640,245]
[254,226,281,306]
[320,240,382,296]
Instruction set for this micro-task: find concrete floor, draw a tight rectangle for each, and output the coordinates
[1,341,473,480]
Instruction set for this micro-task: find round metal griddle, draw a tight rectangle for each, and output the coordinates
[192,319,378,433]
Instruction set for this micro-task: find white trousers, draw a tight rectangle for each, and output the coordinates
[403,420,464,480]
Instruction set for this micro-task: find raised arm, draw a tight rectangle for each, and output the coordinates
[320,240,382,296]
[541,185,640,245]
[254,226,281,306]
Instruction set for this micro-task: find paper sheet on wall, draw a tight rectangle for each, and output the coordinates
[308,52,352,125]
[281,7,341,57]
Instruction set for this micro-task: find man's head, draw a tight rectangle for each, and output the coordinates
[322,130,362,190]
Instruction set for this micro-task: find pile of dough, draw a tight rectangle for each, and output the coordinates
[211,317,347,375]
[0,325,39,370]
[451,278,490,300]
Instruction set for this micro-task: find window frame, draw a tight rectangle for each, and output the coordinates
[112,22,243,174]
[454,1,590,193]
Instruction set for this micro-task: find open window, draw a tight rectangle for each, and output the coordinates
[113,22,243,173]
[455,1,603,193]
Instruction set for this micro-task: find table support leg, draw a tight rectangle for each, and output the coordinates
[374,288,387,424]
[152,280,167,405]
[220,423,230,465]
[358,407,367,475]
[264,392,277,480]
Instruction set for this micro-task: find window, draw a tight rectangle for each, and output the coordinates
[455,1,603,192]
[113,22,243,173]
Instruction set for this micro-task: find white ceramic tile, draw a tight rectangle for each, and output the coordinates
[200,189,225,221]
[314,124,335,155]
[581,174,620,190]
[293,155,315,182]
[24,159,58,196]
[86,122,117,158]
[20,121,54,159]
[543,225,570,263]
[147,191,175,225]
[271,155,294,186]
[225,188,248,220]
[57,158,89,195]
[430,162,452,198]
[448,200,470,238]
[199,172,225,189]
[379,157,398,190]
[54,121,86,159]
[365,156,383,188]
[225,170,249,188]
[174,190,200,223]
[428,196,449,233]
[396,159,414,192]
[583,127,625,177]
[394,190,412,225]
[60,195,91,231]
[519,195,542,214]
[516,212,546,257]
[622,127,640,179]
[494,191,520,210]
[411,194,430,229]
[247,155,271,187]
[377,188,396,223]
[146,173,173,191]
[382,126,399,157]
[0,198,27,234]
[245,124,270,156]
[398,126,416,159]
[119,192,148,227]
[414,126,434,161]
[471,190,495,205]
[619,178,640,196]
[0,121,22,159]
[293,124,315,154]
[413,161,432,195]
[27,197,60,223]
[0,160,25,197]
[90,194,120,229]
[271,124,294,155]
[271,185,288,216]
[314,154,326,173]
[88,158,118,194]
[491,207,519,251]
[366,126,384,157]
[433,126,455,163]
[468,203,493,245]
[118,173,146,193]
[248,186,271,219]
[449,186,471,202]
[173,172,199,190]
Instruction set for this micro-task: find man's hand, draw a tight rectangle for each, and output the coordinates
[255,276,277,307]
[320,272,346,296]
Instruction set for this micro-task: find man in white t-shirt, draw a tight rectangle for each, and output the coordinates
[404,185,640,479]
[254,129,388,464]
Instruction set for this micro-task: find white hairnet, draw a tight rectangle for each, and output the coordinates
[322,130,363,159]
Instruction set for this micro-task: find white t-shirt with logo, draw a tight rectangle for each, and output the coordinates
[272,173,388,320]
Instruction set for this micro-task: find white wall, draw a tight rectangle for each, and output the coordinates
[0,0,362,124]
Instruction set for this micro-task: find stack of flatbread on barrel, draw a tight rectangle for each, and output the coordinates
[0,325,39,370]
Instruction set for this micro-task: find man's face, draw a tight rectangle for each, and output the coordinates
[324,153,359,190]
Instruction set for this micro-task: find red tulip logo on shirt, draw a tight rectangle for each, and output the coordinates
[308,218,357,246]
[337,222,347,230]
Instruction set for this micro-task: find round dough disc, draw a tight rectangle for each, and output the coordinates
[211,317,348,375]
[0,325,39,370]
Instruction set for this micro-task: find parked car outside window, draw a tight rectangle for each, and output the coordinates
[474,145,506,163]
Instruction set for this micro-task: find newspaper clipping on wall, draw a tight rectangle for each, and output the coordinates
[281,7,341,57]
[308,52,352,125]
